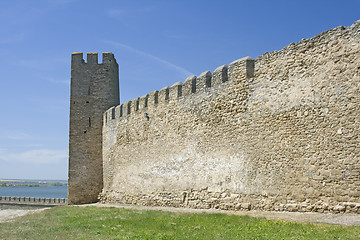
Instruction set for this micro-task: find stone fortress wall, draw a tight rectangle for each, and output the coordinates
[68,52,119,204]
[69,20,360,213]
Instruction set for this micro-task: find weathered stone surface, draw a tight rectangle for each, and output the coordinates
[72,21,360,213]
[68,52,119,204]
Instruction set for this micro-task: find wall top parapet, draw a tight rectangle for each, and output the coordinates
[71,52,117,65]
[103,56,255,125]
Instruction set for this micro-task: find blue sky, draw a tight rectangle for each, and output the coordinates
[0,0,359,180]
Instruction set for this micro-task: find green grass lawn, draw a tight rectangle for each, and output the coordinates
[1,206,359,239]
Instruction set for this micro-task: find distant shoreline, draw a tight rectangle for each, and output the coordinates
[1,184,67,188]
[0,179,67,188]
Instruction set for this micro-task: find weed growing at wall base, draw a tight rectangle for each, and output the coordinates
[0,206,359,239]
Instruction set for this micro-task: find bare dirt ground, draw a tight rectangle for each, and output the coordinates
[85,203,360,226]
[1,203,359,226]
[0,205,49,223]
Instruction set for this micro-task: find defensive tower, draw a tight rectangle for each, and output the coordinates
[68,52,119,204]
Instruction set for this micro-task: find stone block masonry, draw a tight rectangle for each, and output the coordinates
[70,20,360,213]
[68,52,119,204]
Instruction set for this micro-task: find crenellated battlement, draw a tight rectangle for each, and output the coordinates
[71,52,117,65]
[103,56,255,124]
[69,51,119,205]
[74,20,360,212]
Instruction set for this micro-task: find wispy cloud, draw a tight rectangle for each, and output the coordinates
[17,59,42,69]
[46,76,70,85]
[105,40,195,77]
[106,6,154,19]
[105,6,156,33]
[45,0,78,6]
[0,2,47,26]
[10,56,68,71]
[0,33,26,44]
[163,32,189,40]
[0,130,34,141]
[0,148,67,164]
[0,0,75,43]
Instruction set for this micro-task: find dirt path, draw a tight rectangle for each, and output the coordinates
[1,203,359,226]
[0,205,49,223]
[84,203,360,226]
